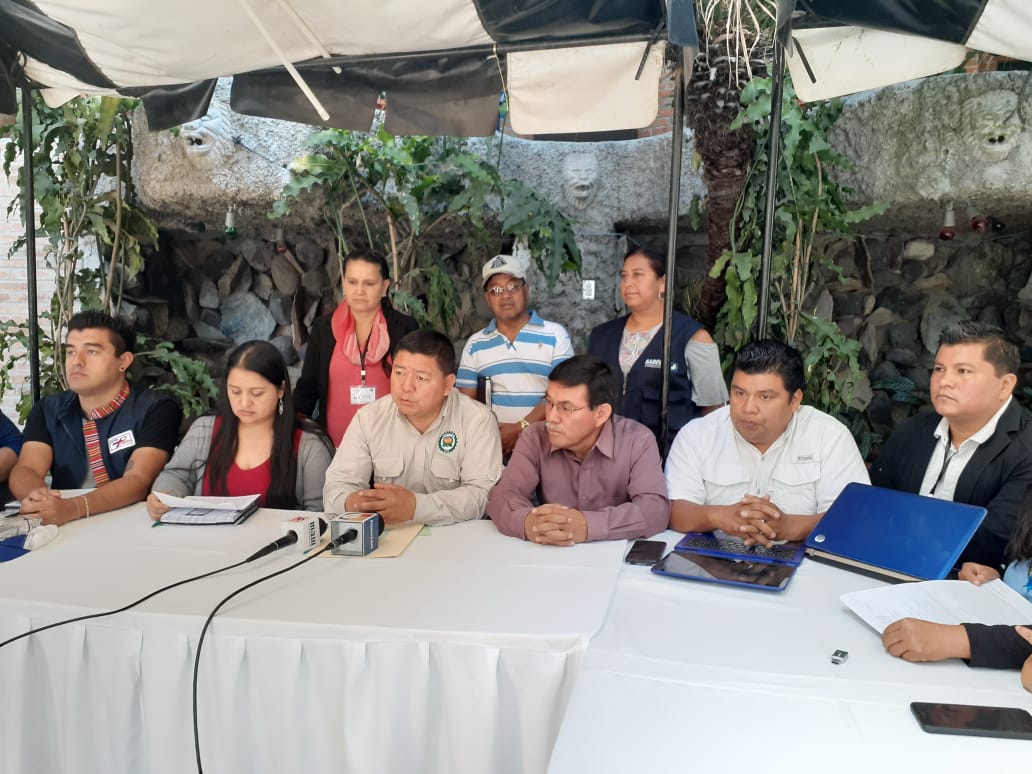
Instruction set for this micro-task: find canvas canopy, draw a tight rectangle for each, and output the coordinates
[783,0,1032,102]
[0,0,700,136]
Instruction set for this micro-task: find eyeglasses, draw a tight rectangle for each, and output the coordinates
[543,397,588,417]
[486,280,526,296]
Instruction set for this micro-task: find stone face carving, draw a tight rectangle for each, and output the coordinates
[561,152,600,212]
[132,78,315,220]
[830,72,1032,231]
[960,90,1021,164]
[179,102,235,166]
[492,133,705,341]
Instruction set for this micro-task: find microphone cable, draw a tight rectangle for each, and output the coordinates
[0,519,334,652]
[192,534,353,774]
[0,557,251,652]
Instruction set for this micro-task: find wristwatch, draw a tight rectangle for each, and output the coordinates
[518,419,531,430]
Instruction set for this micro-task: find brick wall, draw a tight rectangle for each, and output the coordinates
[638,68,676,138]
[0,139,55,424]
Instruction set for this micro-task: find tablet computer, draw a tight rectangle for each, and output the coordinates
[651,550,797,592]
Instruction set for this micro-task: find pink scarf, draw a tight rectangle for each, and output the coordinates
[331,300,390,365]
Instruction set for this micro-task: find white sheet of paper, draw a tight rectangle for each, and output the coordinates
[154,492,258,511]
[842,578,1032,634]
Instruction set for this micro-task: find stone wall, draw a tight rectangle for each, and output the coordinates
[820,228,1032,434]
[831,71,1032,233]
[124,229,346,384]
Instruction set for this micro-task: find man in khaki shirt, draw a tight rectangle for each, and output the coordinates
[323,329,502,526]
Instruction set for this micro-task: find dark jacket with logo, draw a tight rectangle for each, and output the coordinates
[22,387,181,489]
[588,311,702,453]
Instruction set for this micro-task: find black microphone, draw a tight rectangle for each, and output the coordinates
[332,515,387,546]
[333,528,358,547]
[330,513,385,555]
[245,517,328,563]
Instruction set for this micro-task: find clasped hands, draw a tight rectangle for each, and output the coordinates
[19,487,74,525]
[715,494,786,547]
[523,504,588,547]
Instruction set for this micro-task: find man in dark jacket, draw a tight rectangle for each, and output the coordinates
[871,321,1032,567]
[10,311,181,525]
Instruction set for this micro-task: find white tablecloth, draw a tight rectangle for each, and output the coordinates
[0,508,625,774]
[548,532,1032,773]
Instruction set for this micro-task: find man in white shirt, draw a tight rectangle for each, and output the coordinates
[665,340,869,545]
[871,321,1032,566]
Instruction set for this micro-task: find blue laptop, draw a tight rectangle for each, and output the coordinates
[805,483,987,582]
[674,531,806,566]
[653,532,805,592]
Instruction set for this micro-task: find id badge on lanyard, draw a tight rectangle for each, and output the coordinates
[351,338,377,405]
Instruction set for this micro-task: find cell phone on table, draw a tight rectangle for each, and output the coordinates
[910,701,1032,740]
[624,539,666,566]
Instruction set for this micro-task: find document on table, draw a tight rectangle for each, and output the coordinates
[318,521,423,558]
[154,493,260,525]
[842,579,1032,633]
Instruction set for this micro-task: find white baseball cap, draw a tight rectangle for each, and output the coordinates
[481,254,527,287]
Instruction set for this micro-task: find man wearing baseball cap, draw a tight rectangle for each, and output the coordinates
[456,254,574,457]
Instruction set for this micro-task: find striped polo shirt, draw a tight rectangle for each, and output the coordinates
[456,311,574,423]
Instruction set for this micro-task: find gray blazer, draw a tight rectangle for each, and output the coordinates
[153,416,332,511]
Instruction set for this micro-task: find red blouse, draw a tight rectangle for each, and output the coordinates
[202,418,302,504]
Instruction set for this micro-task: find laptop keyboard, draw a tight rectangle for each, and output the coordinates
[677,535,799,562]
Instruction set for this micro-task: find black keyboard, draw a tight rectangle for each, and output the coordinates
[677,535,800,562]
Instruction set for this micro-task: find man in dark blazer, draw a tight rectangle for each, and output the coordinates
[871,321,1032,567]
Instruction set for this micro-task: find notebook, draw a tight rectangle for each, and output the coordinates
[674,531,806,566]
[156,493,261,525]
[804,483,987,582]
[651,549,798,592]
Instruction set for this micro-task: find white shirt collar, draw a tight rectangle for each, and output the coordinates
[933,396,1012,450]
[731,407,799,459]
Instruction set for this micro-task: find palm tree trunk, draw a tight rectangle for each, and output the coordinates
[683,25,767,331]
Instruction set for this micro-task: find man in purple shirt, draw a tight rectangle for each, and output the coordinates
[487,355,670,544]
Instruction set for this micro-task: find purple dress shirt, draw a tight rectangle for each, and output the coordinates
[487,416,670,541]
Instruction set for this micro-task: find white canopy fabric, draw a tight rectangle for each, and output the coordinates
[785,0,1032,102]
[0,0,691,136]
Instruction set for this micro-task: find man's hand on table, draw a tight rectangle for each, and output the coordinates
[881,618,971,662]
[346,483,417,525]
[19,488,77,526]
[524,504,588,546]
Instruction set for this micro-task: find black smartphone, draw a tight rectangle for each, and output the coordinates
[625,539,666,566]
[910,702,1032,740]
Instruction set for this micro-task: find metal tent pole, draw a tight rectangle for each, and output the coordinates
[757,38,785,340]
[20,85,40,404]
[659,59,685,455]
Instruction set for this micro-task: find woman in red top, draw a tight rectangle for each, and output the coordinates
[146,341,333,516]
[295,253,419,446]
